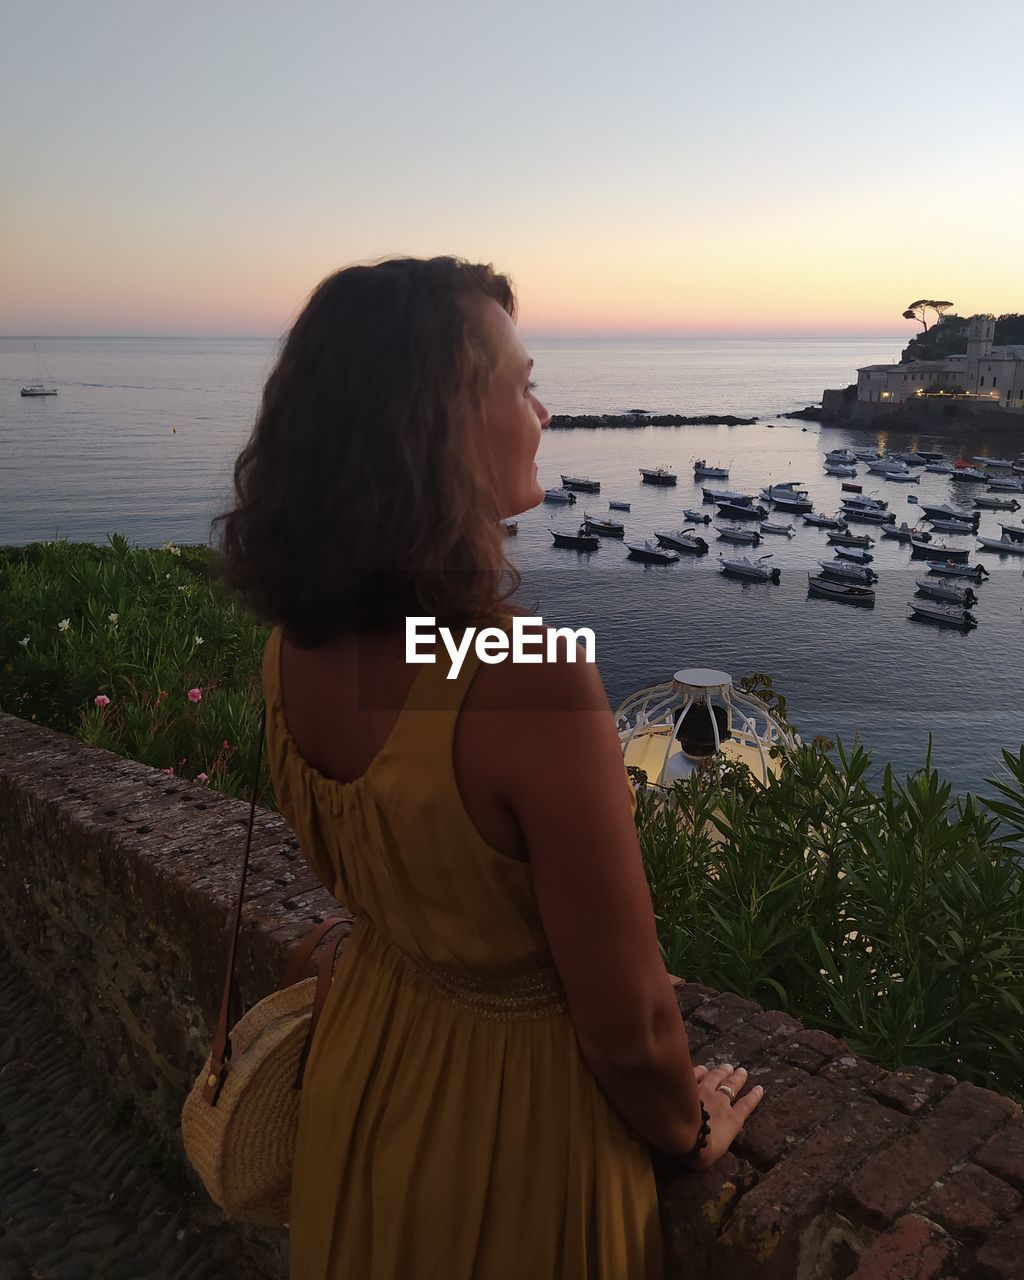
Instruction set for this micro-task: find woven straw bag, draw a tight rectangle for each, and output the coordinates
[180,706,348,1227]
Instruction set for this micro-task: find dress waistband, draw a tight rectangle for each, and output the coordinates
[355,916,568,1021]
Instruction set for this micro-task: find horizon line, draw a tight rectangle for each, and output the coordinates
[0,330,910,342]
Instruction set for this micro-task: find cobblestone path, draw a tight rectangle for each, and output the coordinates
[0,949,248,1280]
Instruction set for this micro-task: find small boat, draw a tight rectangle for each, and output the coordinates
[884,470,921,483]
[835,546,873,564]
[760,520,795,537]
[502,521,518,536]
[924,461,955,474]
[920,502,976,523]
[974,495,1021,512]
[703,487,753,505]
[818,559,877,584]
[986,477,1024,493]
[824,448,858,464]
[20,342,58,396]
[916,451,946,462]
[561,474,601,492]
[868,458,909,475]
[803,512,847,530]
[583,514,625,538]
[550,526,599,550]
[719,554,780,583]
[951,466,988,482]
[927,561,989,582]
[842,481,863,493]
[655,528,709,554]
[716,524,762,545]
[916,578,977,606]
[977,534,1024,555]
[627,539,679,563]
[973,456,1014,469]
[770,492,814,513]
[841,493,889,512]
[543,487,577,504]
[851,447,881,461]
[716,501,768,520]
[760,483,805,501]
[882,521,928,543]
[693,459,729,479]
[999,523,1024,543]
[844,507,896,525]
[911,537,969,562]
[608,500,631,511]
[928,518,976,534]
[828,530,874,548]
[825,463,858,477]
[640,467,677,486]
[807,573,875,604]
[683,508,711,524]
[890,451,927,465]
[908,600,978,628]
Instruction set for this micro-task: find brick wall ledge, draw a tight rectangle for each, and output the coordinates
[1,710,1022,1280]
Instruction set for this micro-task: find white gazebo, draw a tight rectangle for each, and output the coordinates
[614,667,800,789]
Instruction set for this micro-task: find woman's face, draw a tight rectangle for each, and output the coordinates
[476,299,551,518]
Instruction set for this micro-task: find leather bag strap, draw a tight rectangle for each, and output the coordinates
[202,702,347,1105]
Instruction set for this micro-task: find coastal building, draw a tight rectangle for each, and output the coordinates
[855,315,1024,413]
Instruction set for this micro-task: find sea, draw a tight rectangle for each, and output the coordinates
[2,334,1023,797]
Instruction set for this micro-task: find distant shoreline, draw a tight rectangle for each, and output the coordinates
[548,412,758,429]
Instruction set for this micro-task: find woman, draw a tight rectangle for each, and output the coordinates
[214,256,762,1279]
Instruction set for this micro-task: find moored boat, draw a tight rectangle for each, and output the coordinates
[835,546,873,564]
[824,448,858,465]
[703,487,753,505]
[502,521,518,536]
[760,520,795,536]
[693,459,729,479]
[977,533,1024,555]
[927,561,989,582]
[824,462,858,477]
[543,487,577,504]
[807,573,875,603]
[561,474,601,492]
[550,525,599,550]
[843,507,896,525]
[770,491,814,513]
[916,578,977,606]
[828,530,874,548]
[608,500,631,511]
[882,522,928,543]
[583,513,625,537]
[951,466,988,482]
[818,558,878,584]
[911,537,970,562]
[920,502,977,523]
[973,455,1014,469]
[655,528,709,554]
[908,600,978,628]
[716,525,762,545]
[719,553,781,583]
[974,495,1021,512]
[884,469,920,483]
[716,501,768,520]
[640,467,677,486]
[627,539,679,563]
[683,508,711,524]
[986,476,1024,493]
[803,512,847,529]
[924,461,955,473]
[928,518,977,535]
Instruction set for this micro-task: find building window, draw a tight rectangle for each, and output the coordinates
[980,377,985,386]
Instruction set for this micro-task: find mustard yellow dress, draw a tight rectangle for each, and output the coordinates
[262,624,663,1279]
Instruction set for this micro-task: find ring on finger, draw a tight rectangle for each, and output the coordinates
[716,1084,736,1102]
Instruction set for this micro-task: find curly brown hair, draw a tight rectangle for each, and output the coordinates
[211,256,524,647]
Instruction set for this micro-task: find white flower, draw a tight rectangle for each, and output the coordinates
[58,618,71,633]
[177,585,187,592]
[164,573,170,579]
[194,635,204,645]
[18,636,30,647]
[108,612,118,624]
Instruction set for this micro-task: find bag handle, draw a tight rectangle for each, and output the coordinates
[201,702,347,1105]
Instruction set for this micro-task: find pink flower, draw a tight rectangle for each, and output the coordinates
[194,772,209,783]
[94,694,111,709]
[222,739,231,749]
[162,767,174,776]
[187,687,202,703]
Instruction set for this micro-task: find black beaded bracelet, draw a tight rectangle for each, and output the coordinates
[684,1100,711,1158]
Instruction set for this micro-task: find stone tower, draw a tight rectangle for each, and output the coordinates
[967,314,995,359]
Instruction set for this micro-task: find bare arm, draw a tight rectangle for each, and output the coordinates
[496,637,762,1161]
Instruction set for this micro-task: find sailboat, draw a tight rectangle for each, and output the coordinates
[21,343,58,397]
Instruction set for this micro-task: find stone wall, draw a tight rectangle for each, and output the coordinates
[1,709,1023,1279]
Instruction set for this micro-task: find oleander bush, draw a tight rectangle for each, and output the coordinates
[2,537,1022,1096]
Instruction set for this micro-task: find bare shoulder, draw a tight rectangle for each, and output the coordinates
[462,620,610,716]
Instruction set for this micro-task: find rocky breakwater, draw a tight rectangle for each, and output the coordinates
[549,411,758,429]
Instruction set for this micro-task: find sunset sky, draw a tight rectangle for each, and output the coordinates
[3,0,1022,337]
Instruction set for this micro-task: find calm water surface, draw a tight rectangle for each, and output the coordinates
[2,335,1021,794]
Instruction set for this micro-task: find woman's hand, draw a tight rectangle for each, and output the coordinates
[686,1063,764,1169]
